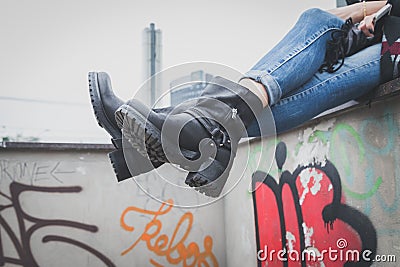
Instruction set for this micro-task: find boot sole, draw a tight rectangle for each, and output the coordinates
[88,72,121,139]
[188,175,225,198]
[115,104,228,197]
[115,104,168,163]
[108,148,164,182]
[89,72,164,178]
[89,72,131,179]
[115,105,205,170]
[185,160,229,198]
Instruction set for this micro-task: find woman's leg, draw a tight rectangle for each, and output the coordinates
[244,8,344,106]
[247,43,382,137]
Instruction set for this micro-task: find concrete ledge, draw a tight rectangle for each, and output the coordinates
[318,77,400,123]
[358,77,400,101]
[323,77,400,118]
[0,141,114,151]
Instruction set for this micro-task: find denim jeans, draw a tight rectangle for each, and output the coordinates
[244,8,381,137]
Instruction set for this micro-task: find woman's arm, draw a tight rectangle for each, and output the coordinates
[328,1,387,37]
[328,1,386,22]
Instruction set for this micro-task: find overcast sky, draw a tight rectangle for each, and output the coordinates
[0,0,335,143]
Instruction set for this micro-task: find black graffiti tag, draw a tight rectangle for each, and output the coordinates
[0,182,115,267]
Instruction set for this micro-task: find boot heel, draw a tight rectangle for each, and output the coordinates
[185,158,228,198]
[108,149,132,182]
[186,171,227,198]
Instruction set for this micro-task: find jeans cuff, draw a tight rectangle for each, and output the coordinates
[243,70,282,106]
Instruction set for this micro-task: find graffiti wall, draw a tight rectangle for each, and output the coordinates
[1,96,398,267]
[225,95,400,267]
[0,149,225,266]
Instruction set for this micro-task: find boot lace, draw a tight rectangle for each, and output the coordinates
[319,18,354,73]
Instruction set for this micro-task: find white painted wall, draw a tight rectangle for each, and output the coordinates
[0,150,226,267]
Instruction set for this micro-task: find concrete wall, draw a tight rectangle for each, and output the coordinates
[0,148,226,266]
[1,96,399,267]
[225,94,400,266]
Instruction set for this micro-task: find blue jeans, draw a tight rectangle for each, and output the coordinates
[244,8,381,137]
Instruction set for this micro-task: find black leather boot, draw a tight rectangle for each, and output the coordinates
[115,77,264,197]
[89,72,172,181]
[115,98,206,171]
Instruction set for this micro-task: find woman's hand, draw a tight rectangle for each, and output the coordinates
[328,1,386,25]
[357,14,376,38]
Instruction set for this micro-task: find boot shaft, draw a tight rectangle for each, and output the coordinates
[185,76,264,143]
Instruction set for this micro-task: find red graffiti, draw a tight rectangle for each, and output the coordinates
[252,142,376,267]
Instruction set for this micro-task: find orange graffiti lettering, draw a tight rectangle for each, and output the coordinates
[120,199,219,267]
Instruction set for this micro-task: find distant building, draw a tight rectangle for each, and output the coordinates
[170,71,213,106]
[337,0,347,7]
[137,23,163,106]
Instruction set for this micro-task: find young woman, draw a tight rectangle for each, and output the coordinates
[90,0,399,197]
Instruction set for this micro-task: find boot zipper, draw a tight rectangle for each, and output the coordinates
[231,108,238,119]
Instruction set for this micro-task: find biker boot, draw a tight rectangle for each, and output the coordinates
[115,76,264,197]
[89,71,188,181]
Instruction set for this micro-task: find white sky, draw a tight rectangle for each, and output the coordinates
[0,0,335,143]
